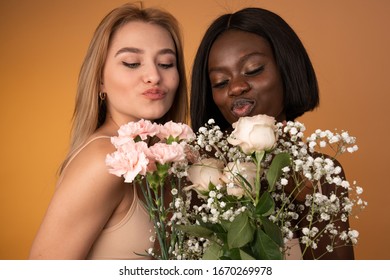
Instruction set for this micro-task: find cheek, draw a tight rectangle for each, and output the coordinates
[103,68,132,93]
[212,91,226,109]
[166,75,179,105]
[212,92,236,124]
[269,71,284,99]
[171,74,180,92]
[256,74,284,101]
[268,79,284,107]
[166,69,179,90]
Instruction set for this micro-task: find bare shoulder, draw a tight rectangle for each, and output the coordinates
[54,136,125,226]
[68,136,114,170]
[29,137,125,259]
[59,136,123,196]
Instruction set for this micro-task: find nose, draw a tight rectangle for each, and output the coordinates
[143,64,161,85]
[228,76,251,96]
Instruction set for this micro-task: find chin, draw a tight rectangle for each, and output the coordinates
[143,111,169,121]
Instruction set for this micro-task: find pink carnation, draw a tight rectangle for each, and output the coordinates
[149,142,186,164]
[110,135,134,148]
[117,119,160,141]
[106,141,149,183]
[157,121,195,141]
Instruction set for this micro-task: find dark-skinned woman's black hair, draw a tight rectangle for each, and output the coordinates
[190,7,319,132]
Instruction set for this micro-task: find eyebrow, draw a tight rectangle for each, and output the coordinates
[115,47,176,57]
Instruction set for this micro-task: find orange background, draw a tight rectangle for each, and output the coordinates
[1,0,389,259]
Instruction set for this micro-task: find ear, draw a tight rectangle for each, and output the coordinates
[100,80,105,92]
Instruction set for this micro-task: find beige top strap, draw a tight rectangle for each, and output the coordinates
[58,136,112,184]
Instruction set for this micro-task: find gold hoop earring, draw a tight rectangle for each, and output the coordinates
[99,92,107,101]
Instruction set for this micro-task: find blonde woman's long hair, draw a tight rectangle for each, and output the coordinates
[60,3,188,174]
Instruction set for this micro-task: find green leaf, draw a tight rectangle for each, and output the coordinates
[239,249,256,260]
[266,152,291,191]
[255,192,275,216]
[220,220,231,231]
[221,195,244,209]
[191,219,228,244]
[260,216,284,247]
[252,228,283,260]
[197,218,227,234]
[222,247,241,260]
[202,242,223,260]
[227,212,255,248]
[175,224,214,239]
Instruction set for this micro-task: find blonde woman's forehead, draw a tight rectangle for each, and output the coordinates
[108,21,175,54]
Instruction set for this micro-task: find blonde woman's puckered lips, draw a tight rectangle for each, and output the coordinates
[142,88,166,100]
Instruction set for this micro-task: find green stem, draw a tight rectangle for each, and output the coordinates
[138,179,167,259]
[169,177,181,257]
[300,187,318,257]
[155,182,169,259]
[254,151,265,205]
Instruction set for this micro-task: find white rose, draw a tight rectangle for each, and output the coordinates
[228,115,277,154]
[221,161,257,198]
[226,184,246,198]
[187,158,224,193]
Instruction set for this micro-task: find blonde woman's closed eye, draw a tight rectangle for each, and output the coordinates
[122,61,140,68]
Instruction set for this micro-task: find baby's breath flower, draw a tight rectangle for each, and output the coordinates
[280,178,288,186]
[166,118,365,260]
[282,166,290,173]
[209,191,216,198]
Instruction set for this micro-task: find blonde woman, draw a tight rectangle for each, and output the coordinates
[29,3,188,259]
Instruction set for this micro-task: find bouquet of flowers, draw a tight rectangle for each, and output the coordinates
[173,115,366,260]
[105,116,366,260]
[105,119,195,259]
